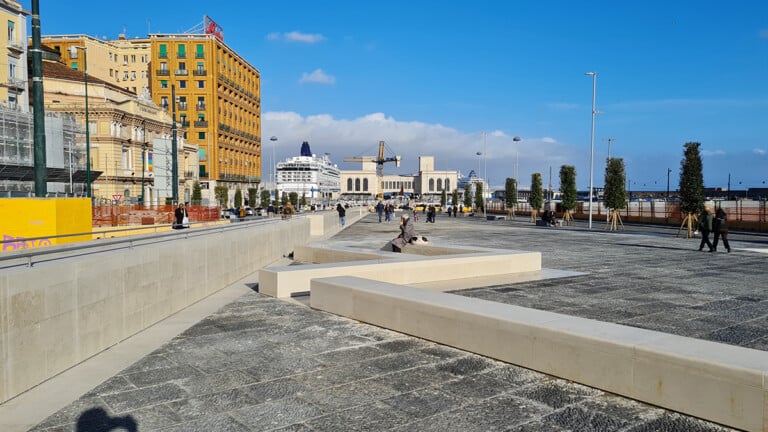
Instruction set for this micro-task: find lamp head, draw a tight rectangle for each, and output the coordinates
[513,136,521,142]
[270,136,278,141]
[585,71,596,76]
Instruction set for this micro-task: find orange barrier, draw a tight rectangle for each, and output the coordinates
[92,204,221,227]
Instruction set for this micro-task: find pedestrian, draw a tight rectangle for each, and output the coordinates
[712,207,731,253]
[413,208,419,222]
[452,205,457,217]
[282,202,295,220]
[697,205,714,252]
[267,202,275,217]
[173,202,189,229]
[376,200,385,223]
[385,203,393,222]
[336,202,346,227]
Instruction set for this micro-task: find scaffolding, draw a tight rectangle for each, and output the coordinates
[0,107,85,196]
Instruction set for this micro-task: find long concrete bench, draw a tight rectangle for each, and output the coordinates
[310,276,768,432]
[259,247,541,298]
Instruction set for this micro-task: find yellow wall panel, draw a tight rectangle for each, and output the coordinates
[0,199,92,251]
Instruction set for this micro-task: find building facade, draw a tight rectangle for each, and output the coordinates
[0,0,28,112]
[341,156,459,202]
[275,141,340,203]
[148,31,261,198]
[41,50,197,205]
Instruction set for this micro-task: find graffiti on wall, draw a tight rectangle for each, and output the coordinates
[2,234,53,251]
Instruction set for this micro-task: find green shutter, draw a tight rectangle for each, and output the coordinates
[71,62,78,70]
[196,44,204,57]
[178,44,186,57]
[159,44,167,57]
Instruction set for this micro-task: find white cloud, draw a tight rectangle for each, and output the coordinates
[701,149,726,157]
[266,31,325,43]
[299,69,336,84]
[262,111,583,187]
[754,148,767,155]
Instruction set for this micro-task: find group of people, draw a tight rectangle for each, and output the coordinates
[375,201,396,223]
[697,205,731,253]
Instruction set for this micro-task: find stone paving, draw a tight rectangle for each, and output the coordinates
[30,212,768,431]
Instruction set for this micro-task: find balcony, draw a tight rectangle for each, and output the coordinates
[193,69,207,76]
[194,120,209,128]
[177,102,187,111]
[177,53,186,59]
[196,103,206,111]
[175,69,189,76]
[156,69,170,76]
[158,53,168,59]
[180,120,190,128]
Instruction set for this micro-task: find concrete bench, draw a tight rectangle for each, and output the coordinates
[310,276,768,432]
[486,215,506,221]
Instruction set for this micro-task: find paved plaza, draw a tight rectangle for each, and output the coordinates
[20,213,768,431]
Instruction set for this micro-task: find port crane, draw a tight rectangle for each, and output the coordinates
[344,140,401,199]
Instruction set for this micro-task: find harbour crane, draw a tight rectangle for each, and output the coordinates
[344,140,401,200]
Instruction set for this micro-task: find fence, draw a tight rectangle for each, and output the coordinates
[92,204,221,227]
[487,200,768,231]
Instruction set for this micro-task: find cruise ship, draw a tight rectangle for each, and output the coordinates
[276,141,341,202]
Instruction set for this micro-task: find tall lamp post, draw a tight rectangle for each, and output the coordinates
[585,71,598,229]
[270,136,278,200]
[483,131,487,219]
[71,45,90,199]
[512,136,521,205]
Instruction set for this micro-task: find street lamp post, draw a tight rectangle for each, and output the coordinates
[270,136,278,201]
[585,71,598,229]
[513,136,521,181]
[71,45,90,200]
[483,131,487,219]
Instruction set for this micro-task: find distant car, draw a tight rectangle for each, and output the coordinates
[245,207,255,216]
[221,208,238,219]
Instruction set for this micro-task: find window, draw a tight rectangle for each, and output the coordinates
[160,62,168,71]
[178,61,186,71]
[445,179,450,191]
[7,21,14,43]
[195,44,204,58]
[196,96,205,109]
[131,71,136,80]
[160,96,168,108]
[123,71,129,80]
[71,62,78,70]
[437,179,443,191]
[8,61,16,79]
[159,44,167,57]
[178,44,186,58]
[429,179,435,192]
[197,80,204,89]
[131,54,136,63]
[179,80,186,89]
[109,69,113,77]
[123,55,128,65]
[160,80,168,89]
[347,179,353,191]
[363,179,369,191]
[109,53,113,61]
[198,132,206,140]
[355,179,361,191]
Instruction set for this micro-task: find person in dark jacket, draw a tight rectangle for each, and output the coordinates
[392,213,416,252]
[173,203,189,229]
[697,205,714,252]
[712,207,731,252]
[336,202,346,227]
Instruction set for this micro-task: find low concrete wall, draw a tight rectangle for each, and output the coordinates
[305,207,366,238]
[311,276,768,432]
[0,217,325,404]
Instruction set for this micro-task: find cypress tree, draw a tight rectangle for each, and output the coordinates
[440,189,447,207]
[463,184,472,208]
[505,177,518,218]
[474,183,484,211]
[191,181,202,205]
[679,142,704,215]
[234,188,243,208]
[260,189,271,208]
[604,158,627,210]
[529,173,543,221]
[452,189,459,209]
[559,165,577,225]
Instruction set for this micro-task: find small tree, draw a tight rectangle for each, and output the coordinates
[273,188,279,204]
[440,189,447,207]
[529,173,543,222]
[604,158,627,231]
[559,165,577,225]
[234,188,243,208]
[463,184,472,209]
[474,182,484,213]
[260,190,271,208]
[248,188,257,208]
[191,181,202,206]
[452,189,459,210]
[505,178,517,219]
[289,192,299,206]
[678,142,705,238]
[280,192,288,206]
[214,185,228,208]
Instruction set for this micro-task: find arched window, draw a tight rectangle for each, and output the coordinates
[429,178,435,192]
[437,178,443,191]
[445,179,450,192]
[363,178,368,191]
[355,178,361,191]
[347,178,353,191]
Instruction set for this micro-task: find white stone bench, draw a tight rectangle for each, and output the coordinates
[310,276,768,432]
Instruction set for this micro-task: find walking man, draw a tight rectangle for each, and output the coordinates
[697,205,714,252]
[336,202,346,227]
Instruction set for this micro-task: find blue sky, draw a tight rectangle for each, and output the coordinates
[23,0,768,191]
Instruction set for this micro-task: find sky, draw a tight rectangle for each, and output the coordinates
[22,0,768,191]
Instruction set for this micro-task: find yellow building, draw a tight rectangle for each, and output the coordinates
[148,32,261,194]
[0,0,28,111]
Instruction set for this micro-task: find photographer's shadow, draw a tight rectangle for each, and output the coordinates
[76,408,137,432]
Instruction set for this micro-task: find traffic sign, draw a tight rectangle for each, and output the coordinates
[112,194,122,202]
